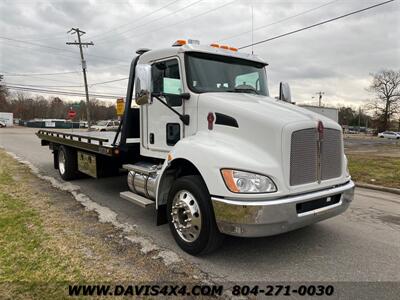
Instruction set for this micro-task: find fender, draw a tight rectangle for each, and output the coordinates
[156,130,284,208]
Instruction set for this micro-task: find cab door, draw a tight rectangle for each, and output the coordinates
[143,57,184,157]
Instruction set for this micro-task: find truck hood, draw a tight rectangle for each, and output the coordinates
[198,92,339,129]
[197,92,344,192]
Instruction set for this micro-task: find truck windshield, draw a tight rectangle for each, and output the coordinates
[186,52,269,96]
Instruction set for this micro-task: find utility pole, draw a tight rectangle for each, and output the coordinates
[316,91,325,107]
[66,28,94,130]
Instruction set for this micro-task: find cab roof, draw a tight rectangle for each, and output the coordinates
[137,44,268,65]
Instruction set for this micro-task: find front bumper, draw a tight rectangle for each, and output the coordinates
[211,180,355,237]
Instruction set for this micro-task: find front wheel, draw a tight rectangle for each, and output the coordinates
[167,175,223,255]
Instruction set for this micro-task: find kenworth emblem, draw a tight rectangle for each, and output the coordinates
[317,120,324,139]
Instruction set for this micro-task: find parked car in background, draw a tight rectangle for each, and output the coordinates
[378,131,400,139]
[91,120,119,131]
[0,120,6,128]
[79,121,88,128]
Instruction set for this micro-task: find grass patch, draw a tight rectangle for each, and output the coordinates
[0,168,13,184]
[0,150,205,299]
[348,155,400,188]
[0,159,84,299]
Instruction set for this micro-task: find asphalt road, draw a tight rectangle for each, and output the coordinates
[1,127,399,284]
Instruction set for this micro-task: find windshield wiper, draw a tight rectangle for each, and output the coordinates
[226,87,259,95]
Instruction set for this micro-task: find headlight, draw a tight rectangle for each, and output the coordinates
[221,169,277,193]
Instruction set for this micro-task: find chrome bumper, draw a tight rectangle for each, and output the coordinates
[211,180,355,237]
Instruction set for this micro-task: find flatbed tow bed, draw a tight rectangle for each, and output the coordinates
[36,108,140,179]
[37,129,122,157]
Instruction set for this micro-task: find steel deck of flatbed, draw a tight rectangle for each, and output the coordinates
[36,129,139,156]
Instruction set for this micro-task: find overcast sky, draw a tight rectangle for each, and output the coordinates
[1,0,399,107]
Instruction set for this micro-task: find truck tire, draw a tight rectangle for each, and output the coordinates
[167,175,223,255]
[57,145,78,181]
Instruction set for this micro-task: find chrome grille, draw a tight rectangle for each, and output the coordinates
[290,129,318,186]
[290,128,342,186]
[321,129,342,180]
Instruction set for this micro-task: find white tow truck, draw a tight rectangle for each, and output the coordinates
[37,39,354,255]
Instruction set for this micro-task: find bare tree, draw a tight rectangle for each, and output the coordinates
[367,70,400,131]
[0,75,9,111]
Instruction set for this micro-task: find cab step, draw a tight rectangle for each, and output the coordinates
[120,191,154,208]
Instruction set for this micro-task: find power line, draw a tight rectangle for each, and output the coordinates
[0,40,83,61]
[90,77,128,86]
[1,71,128,87]
[2,73,83,85]
[6,85,124,99]
[90,0,182,40]
[238,0,396,49]
[4,82,85,88]
[3,81,126,92]
[96,0,204,43]
[215,0,340,43]
[0,36,120,62]
[0,71,81,76]
[97,0,235,45]
[95,0,206,44]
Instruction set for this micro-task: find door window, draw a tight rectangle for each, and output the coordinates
[152,59,183,106]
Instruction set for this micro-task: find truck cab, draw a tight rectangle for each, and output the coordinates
[120,39,354,254]
[38,39,354,255]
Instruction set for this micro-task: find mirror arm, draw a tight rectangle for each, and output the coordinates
[181,92,191,100]
[152,94,190,126]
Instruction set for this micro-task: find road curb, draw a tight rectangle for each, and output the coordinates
[355,182,400,195]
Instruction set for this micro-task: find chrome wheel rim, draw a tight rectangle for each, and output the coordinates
[171,190,202,243]
[58,150,66,175]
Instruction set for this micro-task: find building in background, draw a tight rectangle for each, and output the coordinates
[299,105,339,123]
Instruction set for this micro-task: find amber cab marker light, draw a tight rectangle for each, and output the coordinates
[220,45,229,49]
[167,153,173,161]
[173,39,187,46]
[229,47,238,51]
[221,169,240,193]
[210,43,220,48]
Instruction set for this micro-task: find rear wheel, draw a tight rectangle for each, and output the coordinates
[167,175,223,255]
[58,146,78,181]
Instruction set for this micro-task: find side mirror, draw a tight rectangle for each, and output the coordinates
[279,82,292,103]
[135,64,152,105]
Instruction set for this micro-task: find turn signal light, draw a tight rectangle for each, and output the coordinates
[221,170,240,193]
